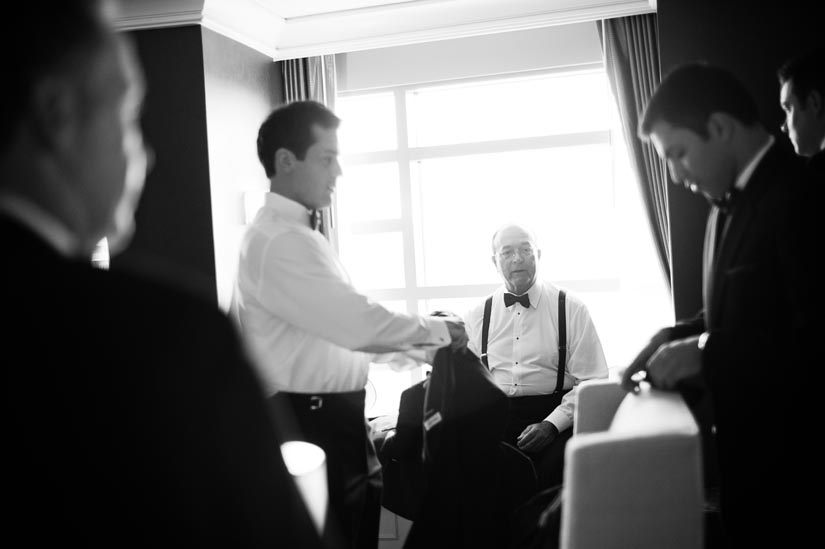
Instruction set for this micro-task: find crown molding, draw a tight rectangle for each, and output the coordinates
[112,0,656,62]
[273,0,656,60]
[112,0,204,30]
[113,0,283,58]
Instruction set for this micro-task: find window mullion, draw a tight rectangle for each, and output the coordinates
[395,88,418,315]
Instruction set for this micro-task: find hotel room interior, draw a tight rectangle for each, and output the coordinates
[108,1,820,547]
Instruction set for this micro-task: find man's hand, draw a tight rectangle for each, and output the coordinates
[645,335,703,390]
[516,421,558,453]
[445,320,468,352]
[619,327,673,392]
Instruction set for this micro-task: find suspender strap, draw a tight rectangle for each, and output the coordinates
[555,290,567,394]
[481,289,568,395]
[481,296,493,368]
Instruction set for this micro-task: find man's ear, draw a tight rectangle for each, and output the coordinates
[536,248,542,261]
[707,112,735,142]
[490,255,497,268]
[275,148,296,174]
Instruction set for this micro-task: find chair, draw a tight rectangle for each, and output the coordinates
[559,379,705,549]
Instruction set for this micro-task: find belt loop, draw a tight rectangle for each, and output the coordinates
[309,395,323,410]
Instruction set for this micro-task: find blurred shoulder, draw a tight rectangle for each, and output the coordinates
[94,260,237,338]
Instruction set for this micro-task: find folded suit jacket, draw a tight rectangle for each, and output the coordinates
[380,347,536,549]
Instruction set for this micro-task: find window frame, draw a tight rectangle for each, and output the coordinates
[334,63,615,313]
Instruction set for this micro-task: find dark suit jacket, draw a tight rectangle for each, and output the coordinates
[2,215,325,548]
[402,348,536,549]
[375,378,427,520]
[672,144,815,546]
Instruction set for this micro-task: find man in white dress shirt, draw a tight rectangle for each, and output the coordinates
[463,223,608,491]
[232,100,467,549]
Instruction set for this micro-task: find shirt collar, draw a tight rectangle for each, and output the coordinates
[263,192,314,228]
[735,135,775,191]
[499,279,543,309]
[0,192,79,257]
[526,279,543,308]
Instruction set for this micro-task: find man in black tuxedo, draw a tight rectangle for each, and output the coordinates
[0,1,325,546]
[778,47,825,176]
[620,63,814,548]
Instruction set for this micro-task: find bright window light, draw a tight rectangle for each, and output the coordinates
[336,162,402,223]
[336,67,673,417]
[406,71,610,147]
[337,91,397,153]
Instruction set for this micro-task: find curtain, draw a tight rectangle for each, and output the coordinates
[598,15,672,291]
[282,55,338,240]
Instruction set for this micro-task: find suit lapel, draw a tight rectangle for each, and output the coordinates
[708,145,783,326]
[702,208,719,317]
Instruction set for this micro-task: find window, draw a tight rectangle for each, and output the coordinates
[336,67,672,417]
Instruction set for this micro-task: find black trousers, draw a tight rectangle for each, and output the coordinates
[502,392,573,492]
[271,390,383,549]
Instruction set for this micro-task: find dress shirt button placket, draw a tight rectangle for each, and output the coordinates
[511,309,523,396]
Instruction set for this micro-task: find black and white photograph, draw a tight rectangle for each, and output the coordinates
[3,1,821,547]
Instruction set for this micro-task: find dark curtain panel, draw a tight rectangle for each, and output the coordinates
[598,15,672,290]
[282,55,338,240]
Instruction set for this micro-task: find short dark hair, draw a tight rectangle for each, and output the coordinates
[639,63,760,139]
[777,48,825,103]
[0,0,109,149]
[256,100,341,178]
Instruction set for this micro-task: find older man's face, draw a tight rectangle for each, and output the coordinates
[492,226,540,295]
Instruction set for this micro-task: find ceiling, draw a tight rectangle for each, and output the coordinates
[115,0,657,60]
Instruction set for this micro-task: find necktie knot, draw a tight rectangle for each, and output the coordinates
[309,209,322,231]
[714,187,740,214]
[504,292,530,308]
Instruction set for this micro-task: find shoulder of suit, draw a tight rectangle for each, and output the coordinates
[101,266,231,327]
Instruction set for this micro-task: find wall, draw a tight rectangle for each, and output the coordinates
[655,0,821,319]
[202,27,282,311]
[116,26,217,302]
[113,25,281,309]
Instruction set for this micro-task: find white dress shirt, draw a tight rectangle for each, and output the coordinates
[232,192,451,395]
[464,279,608,433]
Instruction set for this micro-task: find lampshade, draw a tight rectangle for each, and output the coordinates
[280,441,328,534]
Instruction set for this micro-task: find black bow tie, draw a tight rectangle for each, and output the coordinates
[309,209,322,231]
[504,292,530,308]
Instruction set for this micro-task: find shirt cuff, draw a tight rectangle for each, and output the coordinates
[545,409,572,433]
[408,316,451,349]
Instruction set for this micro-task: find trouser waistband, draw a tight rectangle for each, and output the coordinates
[277,389,366,413]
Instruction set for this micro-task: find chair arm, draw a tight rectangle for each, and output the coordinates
[574,379,627,435]
[562,386,704,549]
[561,431,704,549]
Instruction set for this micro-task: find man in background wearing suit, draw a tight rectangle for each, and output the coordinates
[233,100,468,549]
[620,63,813,548]
[463,223,608,492]
[778,47,825,176]
[0,1,325,546]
